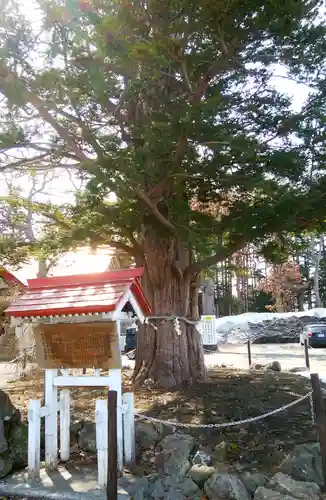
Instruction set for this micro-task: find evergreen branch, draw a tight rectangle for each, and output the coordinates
[133,186,176,231]
[0,65,91,163]
[21,91,89,163]
[0,153,49,171]
[186,238,247,276]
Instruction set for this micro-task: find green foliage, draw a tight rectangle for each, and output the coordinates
[0,0,326,274]
[248,291,275,313]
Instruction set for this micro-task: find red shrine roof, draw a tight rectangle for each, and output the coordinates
[0,266,27,287]
[5,268,151,318]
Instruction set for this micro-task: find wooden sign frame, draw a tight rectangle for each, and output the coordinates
[33,321,121,369]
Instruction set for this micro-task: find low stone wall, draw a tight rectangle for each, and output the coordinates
[0,388,323,499]
[0,391,28,478]
[71,418,324,499]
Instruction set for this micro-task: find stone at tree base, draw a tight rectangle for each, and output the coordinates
[135,420,162,456]
[265,361,281,372]
[147,474,202,499]
[268,472,320,500]
[188,464,216,487]
[0,390,19,422]
[192,448,213,465]
[7,422,28,468]
[70,419,83,436]
[119,473,149,500]
[254,487,296,500]
[214,440,228,462]
[69,419,84,445]
[78,422,97,453]
[0,420,7,454]
[250,363,265,370]
[155,433,195,478]
[204,472,251,500]
[0,453,13,479]
[240,471,268,495]
[280,442,323,486]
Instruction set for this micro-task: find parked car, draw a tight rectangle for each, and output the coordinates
[300,323,326,347]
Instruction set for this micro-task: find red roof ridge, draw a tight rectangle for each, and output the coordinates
[5,267,152,318]
[28,267,145,289]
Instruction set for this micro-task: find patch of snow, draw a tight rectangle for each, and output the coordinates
[215,308,326,334]
[297,369,326,384]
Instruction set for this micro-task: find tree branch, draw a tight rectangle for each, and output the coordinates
[133,186,176,231]
[185,238,246,276]
[22,91,89,163]
[150,36,242,202]
[0,65,91,163]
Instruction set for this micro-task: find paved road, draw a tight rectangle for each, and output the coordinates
[121,342,326,375]
[205,342,326,374]
[0,343,324,389]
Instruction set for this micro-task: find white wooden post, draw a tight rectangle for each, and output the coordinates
[117,320,124,353]
[96,400,108,489]
[94,368,101,376]
[110,368,123,472]
[122,392,135,465]
[28,400,41,480]
[45,369,58,469]
[60,389,70,462]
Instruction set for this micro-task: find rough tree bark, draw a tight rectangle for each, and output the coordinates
[132,228,207,389]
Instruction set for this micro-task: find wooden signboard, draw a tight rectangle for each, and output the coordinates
[33,321,121,369]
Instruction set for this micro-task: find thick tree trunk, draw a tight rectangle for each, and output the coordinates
[133,229,206,389]
[37,259,49,278]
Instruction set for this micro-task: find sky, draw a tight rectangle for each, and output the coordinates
[0,0,320,276]
[3,0,314,200]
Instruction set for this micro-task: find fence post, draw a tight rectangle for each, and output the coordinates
[28,400,41,480]
[304,339,310,370]
[45,369,58,469]
[107,390,118,500]
[310,373,326,490]
[96,399,108,489]
[122,392,135,466]
[60,389,70,462]
[247,340,252,368]
[110,368,123,472]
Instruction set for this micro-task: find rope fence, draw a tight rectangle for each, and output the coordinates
[132,372,326,488]
[134,390,313,429]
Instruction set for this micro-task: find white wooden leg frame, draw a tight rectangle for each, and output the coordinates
[27,368,135,489]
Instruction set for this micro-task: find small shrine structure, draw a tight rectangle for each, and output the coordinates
[5,267,151,486]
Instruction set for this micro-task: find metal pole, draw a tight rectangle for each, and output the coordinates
[304,338,310,370]
[247,340,252,368]
[310,373,326,491]
[107,390,118,500]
